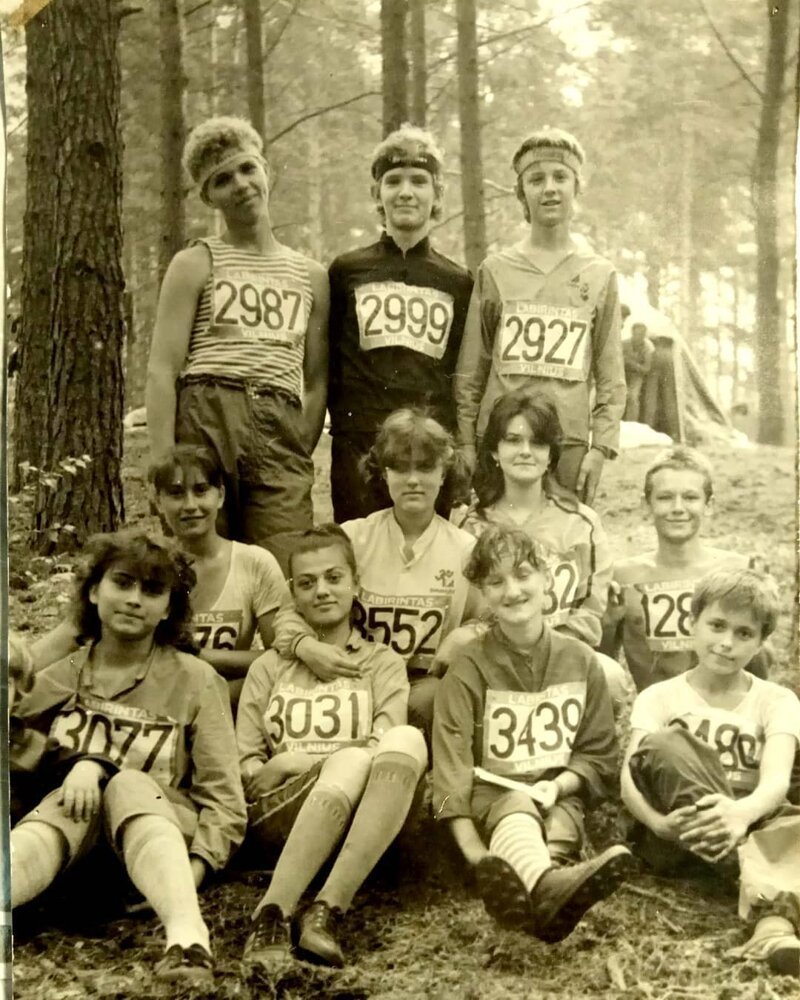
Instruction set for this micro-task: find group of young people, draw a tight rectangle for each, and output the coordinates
[7,114,800,987]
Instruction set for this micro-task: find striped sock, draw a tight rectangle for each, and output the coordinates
[489,814,551,893]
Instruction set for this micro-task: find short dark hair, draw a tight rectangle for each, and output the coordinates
[149,444,224,493]
[464,524,550,589]
[72,530,196,650]
[691,568,779,640]
[288,523,358,583]
[475,389,565,509]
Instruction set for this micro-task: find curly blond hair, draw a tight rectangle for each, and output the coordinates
[182,116,266,193]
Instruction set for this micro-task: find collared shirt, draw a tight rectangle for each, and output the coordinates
[454,239,625,451]
[13,644,246,871]
[432,624,617,821]
[327,232,473,435]
[273,509,479,674]
[236,629,408,785]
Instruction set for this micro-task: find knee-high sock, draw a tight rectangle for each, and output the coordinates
[11,823,64,907]
[489,814,551,893]
[260,785,353,918]
[122,814,209,952]
[317,751,423,912]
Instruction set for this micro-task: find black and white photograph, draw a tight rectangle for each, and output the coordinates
[2,1,799,997]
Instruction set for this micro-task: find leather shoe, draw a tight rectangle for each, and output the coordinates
[529,844,636,943]
[296,900,345,968]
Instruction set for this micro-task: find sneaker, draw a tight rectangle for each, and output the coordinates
[296,901,345,968]
[242,903,293,973]
[529,844,637,944]
[155,943,214,985]
[473,855,532,931]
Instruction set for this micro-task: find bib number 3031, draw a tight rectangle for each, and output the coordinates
[482,684,585,775]
[498,303,589,381]
[265,689,370,750]
[356,281,454,360]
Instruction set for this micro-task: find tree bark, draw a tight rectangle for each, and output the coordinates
[159,0,186,283]
[754,0,790,444]
[381,0,408,135]
[409,0,426,126]
[456,0,487,272]
[16,0,126,550]
[242,0,266,140]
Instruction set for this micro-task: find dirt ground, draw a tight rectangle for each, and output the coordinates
[8,432,800,1000]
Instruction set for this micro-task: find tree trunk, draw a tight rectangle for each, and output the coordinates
[242,0,266,140]
[679,74,694,343]
[645,254,661,308]
[16,0,126,550]
[754,0,790,444]
[456,0,487,272]
[381,0,408,136]
[159,0,186,283]
[409,0,426,126]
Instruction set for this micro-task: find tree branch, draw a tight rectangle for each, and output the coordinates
[697,0,764,99]
[263,0,302,63]
[265,90,380,146]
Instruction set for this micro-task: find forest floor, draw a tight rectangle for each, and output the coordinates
[8,430,800,1000]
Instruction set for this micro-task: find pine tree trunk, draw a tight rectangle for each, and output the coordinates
[381,0,408,136]
[243,0,266,140]
[456,0,487,272]
[159,0,186,282]
[754,0,790,445]
[16,0,126,551]
[409,0,426,126]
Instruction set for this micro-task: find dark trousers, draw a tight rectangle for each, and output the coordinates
[629,728,800,925]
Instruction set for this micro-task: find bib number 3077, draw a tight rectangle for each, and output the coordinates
[498,303,589,381]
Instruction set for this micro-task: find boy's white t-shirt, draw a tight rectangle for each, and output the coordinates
[631,673,800,796]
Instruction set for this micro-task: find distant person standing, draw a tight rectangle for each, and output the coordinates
[146,117,329,571]
[640,334,681,440]
[455,128,625,506]
[623,322,654,421]
[326,125,473,521]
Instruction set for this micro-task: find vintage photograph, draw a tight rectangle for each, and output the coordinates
[2,1,798,998]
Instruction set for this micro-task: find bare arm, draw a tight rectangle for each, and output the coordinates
[301,261,330,451]
[145,245,210,463]
[29,620,81,671]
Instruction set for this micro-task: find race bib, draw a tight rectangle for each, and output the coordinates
[355,281,454,360]
[498,302,589,380]
[352,592,450,668]
[264,684,371,754]
[193,610,243,651]
[669,713,762,793]
[636,581,694,652]
[211,269,307,344]
[482,682,586,777]
[50,696,180,785]
[541,558,581,627]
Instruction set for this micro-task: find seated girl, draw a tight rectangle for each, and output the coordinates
[272,409,483,739]
[447,388,631,712]
[432,524,635,942]
[236,525,427,973]
[10,530,246,985]
[25,445,290,706]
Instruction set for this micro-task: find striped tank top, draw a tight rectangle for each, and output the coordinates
[182,236,314,399]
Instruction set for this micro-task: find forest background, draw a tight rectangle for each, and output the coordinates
[2,1,800,998]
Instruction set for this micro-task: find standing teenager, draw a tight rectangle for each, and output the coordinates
[146,116,329,570]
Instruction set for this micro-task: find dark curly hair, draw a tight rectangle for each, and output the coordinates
[474,389,566,509]
[464,524,551,589]
[362,408,469,511]
[71,530,197,651]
